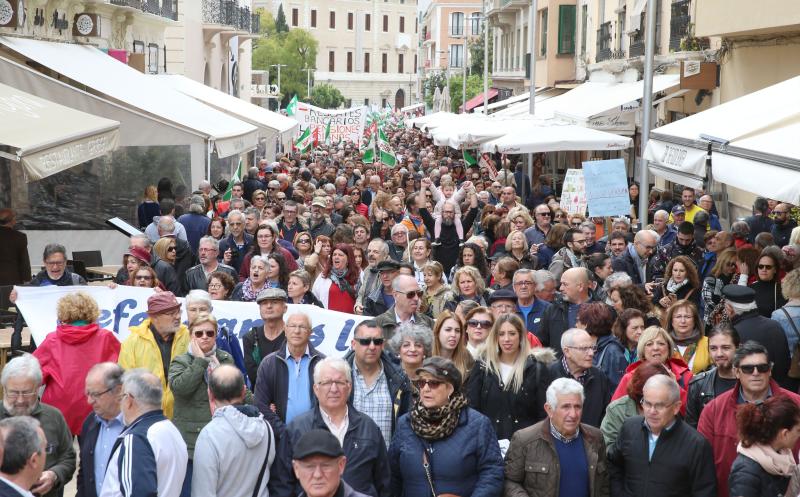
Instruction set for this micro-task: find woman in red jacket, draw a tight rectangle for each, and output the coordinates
[33,292,120,435]
[311,244,360,313]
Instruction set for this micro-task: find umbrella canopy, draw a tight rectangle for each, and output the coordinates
[480,121,632,154]
[441,85,451,114]
[432,86,442,113]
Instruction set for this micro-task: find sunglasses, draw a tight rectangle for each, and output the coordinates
[739,363,772,374]
[414,379,445,390]
[355,337,385,346]
[399,290,424,299]
[467,319,492,329]
[757,264,774,270]
[193,330,216,338]
[167,246,176,252]
[536,212,551,217]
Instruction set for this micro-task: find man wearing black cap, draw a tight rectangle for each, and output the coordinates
[723,284,790,386]
[292,429,370,497]
[363,261,401,318]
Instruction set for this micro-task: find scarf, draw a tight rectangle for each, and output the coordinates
[241,278,263,301]
[330,268,355,298]
[189,340,220,376]
[737,442,797,477]
[666,278,690,294]
[410,392,468,441]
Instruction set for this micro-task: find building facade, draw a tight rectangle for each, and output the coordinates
[420,0,483,79]
[258,0,419,108]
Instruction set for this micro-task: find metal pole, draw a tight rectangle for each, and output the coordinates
[638,0,656,231]
[527,0,538,182]
[462,34,468,113]
[483,10,489,113]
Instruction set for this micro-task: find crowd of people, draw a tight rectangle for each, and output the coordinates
[3,116,800,497]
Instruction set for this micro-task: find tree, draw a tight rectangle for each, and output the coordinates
[275,4,289,33]
[252,28,318,107]
[423,72,447,109]
[255,8,276,37]
[469,30,494,76]
[449,74,492,113]
[309,84,345,109]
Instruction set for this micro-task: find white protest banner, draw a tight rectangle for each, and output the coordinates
[582,158,631,217]
[293,103,367,145]
[559,169,587,215]
[15,286,368,358]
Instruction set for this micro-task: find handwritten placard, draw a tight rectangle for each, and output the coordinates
[582,158,630,217]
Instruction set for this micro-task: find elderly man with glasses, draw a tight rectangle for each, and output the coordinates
[184,236,238,292]
[373,275,434,341]
[525,204,553,246]
[0,355,76,497]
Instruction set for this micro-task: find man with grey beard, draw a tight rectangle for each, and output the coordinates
[309,197,335,240]
[0,355,75,497]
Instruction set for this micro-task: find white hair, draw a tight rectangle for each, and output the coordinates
[546,377,585,409]
[1,354,42,388]
[727,300,758,315]
[313,357,352,384]
[560,328,587,351]
[643,374,681,404]
[186,290,213,311]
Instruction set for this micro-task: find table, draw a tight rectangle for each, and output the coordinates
[0,327,30,368]
[86,265,122,278]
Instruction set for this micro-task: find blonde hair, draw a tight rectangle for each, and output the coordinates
[57,292,100,323]
[480,314,530,393]
[143,185,158,202]
[504,229,529,253]
[453,266,486,297]
[507,207,534,229]
[153,238,175,262]
[636,326,676,363]
[189,312,218,331]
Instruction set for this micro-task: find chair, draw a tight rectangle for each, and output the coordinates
[72,250,103,268]
[0,286,15,327]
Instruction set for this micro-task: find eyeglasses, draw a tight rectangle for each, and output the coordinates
[673,314,693,321]
[208,283,223,290]
[398,290,423,299]
[757,264,774,270]
[297,239,311,244]
[773,210,789,215]
[467,319,492,329]
[491,303,516,311]
[167,246,176,252]
[5,390,37,399]
[414,379,445,390]
[536,212,551,217]
[268,187,278,191]
[86,387,114,400]
[44,259,66,267]
[739,363,772,375]
[193,330,216,338]
[565,345,598,354]
[316,380,350,389]
[640,399,675,411]
[355,337,385,346]
[514,280,534,286]
[286,324,311,331]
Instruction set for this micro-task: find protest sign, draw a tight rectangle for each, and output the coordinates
[293,103,367,145]
[559,169,587,215]
[14,286,368,358]
[582,158,630,217]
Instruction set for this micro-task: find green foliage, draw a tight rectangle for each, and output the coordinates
[275,4,289,33]
[449,74,491,113]
[309,84,345,109]
[469,31,493,76]
[252,28,318,107]
[255,8,275,37]
[423,72,447,109]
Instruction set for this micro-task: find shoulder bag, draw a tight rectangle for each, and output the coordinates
[781,308,800,380]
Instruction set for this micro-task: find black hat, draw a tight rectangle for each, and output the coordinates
[415,357,462,390]
[722,284,756,304]
[292,429,344,459]
[374,260,401,273]
[488,288,518,305]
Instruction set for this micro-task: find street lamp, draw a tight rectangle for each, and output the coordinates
[270,63,287,103]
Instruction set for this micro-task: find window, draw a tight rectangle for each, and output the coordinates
[470,12,480,35]
[557,5,576,55]
[449,12,464,36]
[398,53,404,73]
[348,12,354,30]
[383,15,388,32]
[540,8,548,56]
[133,40,145,54]
[381,98,387,108]
[365,14,371,31]
[364,53,370,72]
[580,5,587,54]
[311,9,317,28]
[329,51,335,71]
[329,11,335,29]
[364,98,370,106]
[616,7,626,52]
[147,43,159,74]
[449,44,464,68]
[414,54,417,71]
[347,52,353,72]
[346,99,352,107]
[382,53,388,73]
[292,8,298,27]
[400,16,405,33]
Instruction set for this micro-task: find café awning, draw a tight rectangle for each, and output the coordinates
[460,88,499,113]
[0,82,120,180]
[479,121,633,154]
[0,36,258,158]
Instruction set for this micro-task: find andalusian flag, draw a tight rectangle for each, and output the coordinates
[378,129,396,166]
[294,127,313,152]
[286,95,298,116]
[463,149,478,166]
[222,159,243,201]
[362,133,375,163]
[324,121,332,145]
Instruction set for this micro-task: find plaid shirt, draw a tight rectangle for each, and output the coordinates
[353,361,394,448]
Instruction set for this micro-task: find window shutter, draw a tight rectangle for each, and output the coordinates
[558,5,576,55]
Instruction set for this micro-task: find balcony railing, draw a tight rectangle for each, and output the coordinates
[595,22,612,62]
[202,0,258,32]
[109,0,177,20]
[596,48,626,62]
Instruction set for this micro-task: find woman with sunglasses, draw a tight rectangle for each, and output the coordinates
[751,252,787,318]
[464,314,551,441]
[389,356,504,497]
[129,266,164,291]
[293,231,315,269]
[154,237,177,267]
[463,306,495,358]
[169,312,250,492]
[349,188,369,218]
[312,244,360,313]
[432,311,474,380]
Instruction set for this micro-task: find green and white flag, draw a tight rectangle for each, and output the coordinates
[324,121,332,145]
[378,128,396,166]
[463,149,478,166]
[221,159,243,201]
[286,95,298,116]
[294,127,313,152]
[362,133,375,163]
